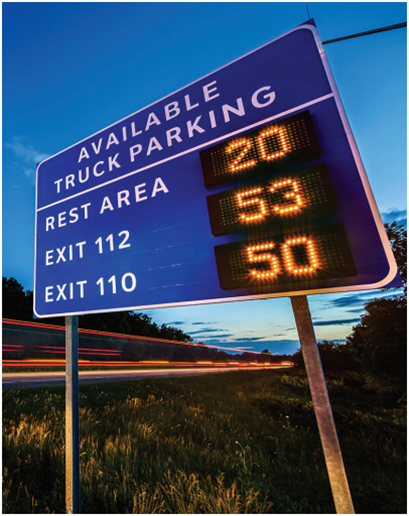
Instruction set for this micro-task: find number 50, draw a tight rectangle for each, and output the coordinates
[247,237,319,280]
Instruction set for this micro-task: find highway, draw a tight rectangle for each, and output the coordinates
[2,365,288,390]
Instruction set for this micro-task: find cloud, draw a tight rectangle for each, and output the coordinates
[326,292,376,309]
[197,338,300,355]
[312,318,361,326]
[345,307,368,314]
[191,321,217,325]
[6,139,49,165]
[235,337,265,342]
[165,321,185,326]
[382,209,407,228]
[5,137,49,184]
[196,334,234,339]
[189,328,227,335]
[327,290,397,310]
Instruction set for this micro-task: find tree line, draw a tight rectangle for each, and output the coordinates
[293,222,406,395]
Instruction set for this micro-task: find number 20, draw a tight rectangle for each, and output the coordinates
[226,126,291,173]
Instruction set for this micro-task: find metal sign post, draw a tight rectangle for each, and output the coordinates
[65,316,80,514]
[291,296,354,514]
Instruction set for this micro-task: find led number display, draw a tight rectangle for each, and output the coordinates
[206,163,338,237]
[214,224,357,291]
[200,110,321,188]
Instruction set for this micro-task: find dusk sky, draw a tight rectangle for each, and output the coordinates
[2,2,406,355]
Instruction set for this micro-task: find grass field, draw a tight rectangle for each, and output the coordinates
[2,369,407,513]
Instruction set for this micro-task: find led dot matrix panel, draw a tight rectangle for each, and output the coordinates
[206,163,338,237]
[214,224,357,291]
[200,109,359,293]
[200,110,321,189]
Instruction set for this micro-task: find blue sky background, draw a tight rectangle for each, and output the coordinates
[2,2,406,355]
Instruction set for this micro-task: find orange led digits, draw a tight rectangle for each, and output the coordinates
[247,243,280,279]
[226,138,256,173]
[282,237,319,275]
[270,179,303,214]
[257,126,291,161]
[214,224,356,291]
[236,187,267,222]
[200,111,321,188]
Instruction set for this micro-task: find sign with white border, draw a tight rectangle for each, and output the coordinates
[34,20,398,318]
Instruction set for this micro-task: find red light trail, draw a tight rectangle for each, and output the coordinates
[2,318,274,356]
[2,358,292,369]
[2,319,292,370]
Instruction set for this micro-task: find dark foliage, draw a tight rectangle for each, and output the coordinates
[346,295,407,390]
[292,222,407,393]
[344,221,407,391]
[292,340,363,375]
[2,277,34,321]
[384,221,407,291]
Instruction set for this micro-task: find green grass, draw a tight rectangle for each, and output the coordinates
[3,370,406,513]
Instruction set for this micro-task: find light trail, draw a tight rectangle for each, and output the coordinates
[3,318,278,356]
[2,359,293,369]
[2,364,293,390]
[2,319,293,373]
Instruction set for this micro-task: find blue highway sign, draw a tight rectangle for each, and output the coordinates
[34,20,398,318]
